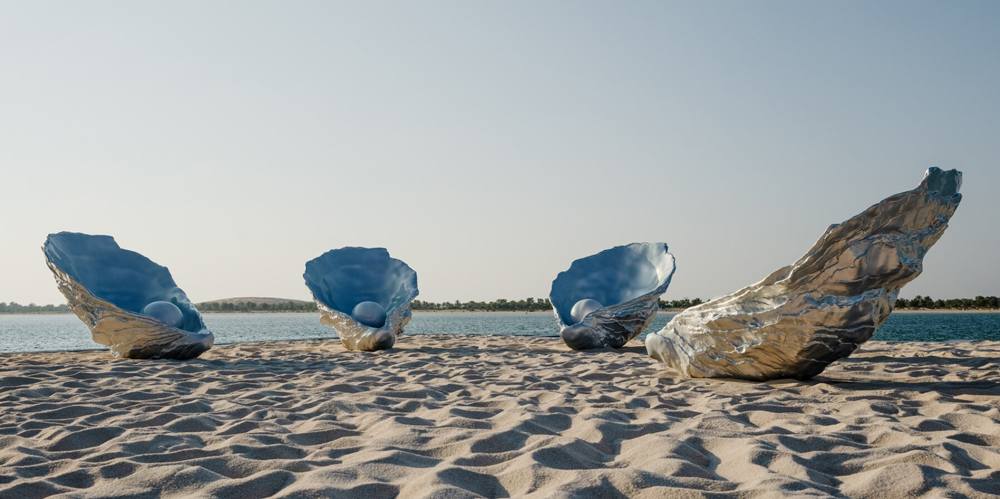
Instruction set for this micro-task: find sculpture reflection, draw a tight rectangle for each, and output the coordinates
[646,168,963,380]
[550,243,676,350]
[303,247,418,351]
[43,232,214,360]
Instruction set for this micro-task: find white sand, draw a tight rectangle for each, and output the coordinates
[1,336,998,498]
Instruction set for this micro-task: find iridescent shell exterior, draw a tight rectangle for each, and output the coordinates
[647,168,963,380]
[303,247,419,351]
[550,243,676,350]
[43,232,214,360]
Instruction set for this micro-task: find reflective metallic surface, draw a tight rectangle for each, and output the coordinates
[647,168,963,380]
[303,247,418,351]
[43,233,214,360]
[550,243,676,350]
[314,304,412,351]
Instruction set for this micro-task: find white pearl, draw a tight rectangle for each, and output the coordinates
[570,299,603,324]
[352,301,387,328]
[142,301,184,328]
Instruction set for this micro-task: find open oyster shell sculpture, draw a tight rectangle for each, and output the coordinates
[550,243,676,350]
[303,247,419,351]
[647,168,963,380]
[43,232,214,360]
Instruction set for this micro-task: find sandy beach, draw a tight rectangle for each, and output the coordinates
[1,336,998,498]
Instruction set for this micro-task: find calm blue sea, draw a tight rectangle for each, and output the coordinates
[0,312,998,355]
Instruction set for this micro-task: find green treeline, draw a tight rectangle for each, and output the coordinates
[659,298,704,309]
[412,298,552,312]
[410,297,706,312]
[895,295,1000,310]
[195,301,318,313]
[4,296,1000,314]
[0,302,70,314]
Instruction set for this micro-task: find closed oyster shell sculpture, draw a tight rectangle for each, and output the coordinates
[43,232,214,360]
[550,243,676,350]
[647,168,963,380]
[303,247,418,351]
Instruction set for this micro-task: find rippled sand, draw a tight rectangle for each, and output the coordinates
[1,336,999,498]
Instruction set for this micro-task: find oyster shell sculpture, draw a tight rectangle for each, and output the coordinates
[550,243,676,350]
[304,247,418,351]
[43,232,214,360]
[647,168,963,380]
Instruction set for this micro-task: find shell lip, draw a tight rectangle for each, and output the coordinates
[549,242,675,328]
[43,231,210,336]
[314,300,414,335]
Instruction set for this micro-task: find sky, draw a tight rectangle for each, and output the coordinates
[1,1,998,306]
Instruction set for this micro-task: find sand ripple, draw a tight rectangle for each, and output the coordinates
[1,336,999,498]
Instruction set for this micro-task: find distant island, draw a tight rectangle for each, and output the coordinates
[412,298,708,312]
[2,295,999,314]
[412,298,552,312]
[895,295,1000,310]
[0,302,70,314]
[195,297,317,313]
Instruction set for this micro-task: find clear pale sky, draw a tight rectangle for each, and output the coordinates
[2,1,998,306]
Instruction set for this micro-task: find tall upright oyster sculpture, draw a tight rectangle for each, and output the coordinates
[43,232,214,360]
[304,247,418,351]
[647,168,963,380]
[550,243,676,350]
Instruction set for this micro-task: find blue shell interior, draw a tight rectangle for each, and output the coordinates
[43,232,206,333]
[550,243,674,325]
[303,247,418,317]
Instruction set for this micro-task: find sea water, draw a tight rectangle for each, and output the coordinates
[0,312,998,355]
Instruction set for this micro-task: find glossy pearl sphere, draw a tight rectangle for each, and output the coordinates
[570,299,603,324]
[352,301,387,328]
[142,301,185,328]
